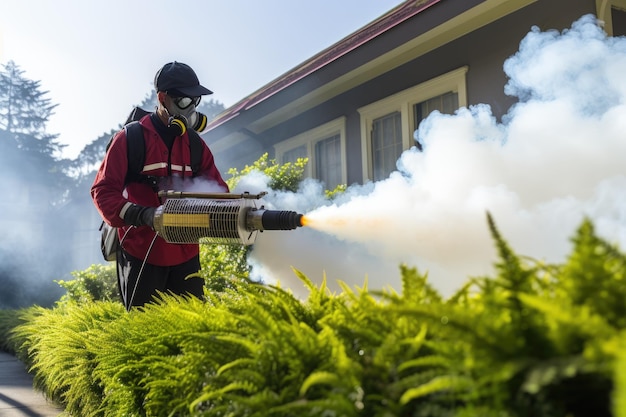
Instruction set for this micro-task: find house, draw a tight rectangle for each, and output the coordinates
[202,0,626,189]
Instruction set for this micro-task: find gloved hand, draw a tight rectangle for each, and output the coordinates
[123,204,156,228]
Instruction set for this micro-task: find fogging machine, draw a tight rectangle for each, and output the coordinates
[153,191,303,246]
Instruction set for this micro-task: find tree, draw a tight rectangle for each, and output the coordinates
[0,60,70,308]
[0,60,64,159]
[0,61,70,195]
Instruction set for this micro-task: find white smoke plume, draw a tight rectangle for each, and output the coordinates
[237,15,626,298]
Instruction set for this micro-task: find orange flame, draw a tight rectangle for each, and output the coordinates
[300,213,386,230]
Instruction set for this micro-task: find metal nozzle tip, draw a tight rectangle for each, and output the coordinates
[260,210,303,230]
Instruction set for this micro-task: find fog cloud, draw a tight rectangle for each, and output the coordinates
[237,15,626,298]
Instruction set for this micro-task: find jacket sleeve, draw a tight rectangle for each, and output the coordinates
[199,143,230,192]
[90,130,132,227]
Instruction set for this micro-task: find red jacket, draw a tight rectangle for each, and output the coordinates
[91,115,229,266]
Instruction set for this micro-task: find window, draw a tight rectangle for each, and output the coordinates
[358,67,468,182]
[371,112,402,182]
[281,144,307,164]
[414,91,459,126]
[597,0,626,35]
[315,134,342,190]
[612,6,626,36]
[413,91,459,151]
[275,117,347,189]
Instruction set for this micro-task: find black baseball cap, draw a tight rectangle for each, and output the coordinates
[154,62,213,96]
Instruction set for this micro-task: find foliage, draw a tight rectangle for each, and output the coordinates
[226,153,308,192]
[198,152,347,286]
[0,60,62,156]
[199,153,309,283]
[10,302,126,415]
[325,183,347,199]
[614,334,626,417]
[0,309,25,353]
[3,215,626,416]
[55,263,119,306]
[0,60,71,196]
[0,61,78,310]
[374,215,619,417]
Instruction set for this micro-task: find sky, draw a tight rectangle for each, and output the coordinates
[0,0,403,159]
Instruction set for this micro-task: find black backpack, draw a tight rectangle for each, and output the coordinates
[99,107,205,261]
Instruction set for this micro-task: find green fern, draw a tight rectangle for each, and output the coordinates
[400,375,474,405]
[614,333,626,417]
[7,215,626,416]
[12,301,125,416]
[0,308,32,354]
[560,218,626,329]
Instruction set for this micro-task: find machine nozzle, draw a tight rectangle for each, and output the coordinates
[246,209,303,231]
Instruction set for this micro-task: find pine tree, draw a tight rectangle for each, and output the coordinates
[0,60,64,158]
[0,60,68,308]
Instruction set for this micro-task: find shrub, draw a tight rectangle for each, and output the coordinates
[0,308,24,353]
[6,215,626,416]
[55,263,118,305]
[199,153,309,284]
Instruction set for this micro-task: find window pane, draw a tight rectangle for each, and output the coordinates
[281,144,307,164]
[315,134,341,189]
[613,7,626,37]
[371,111,402,181]
[413,91,459,150]
[414,91,459,126]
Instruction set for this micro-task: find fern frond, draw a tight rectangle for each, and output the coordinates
[518,293,614,339]
[397,355,451,373]
[299,371,341,395]
[613,333,626,417]
[217,357,258,376]
[399,264,442,305]
[521,355,590,395]
[190,380,258,409]
[399,374,473,405]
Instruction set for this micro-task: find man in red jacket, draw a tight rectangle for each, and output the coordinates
[91,62,229,310]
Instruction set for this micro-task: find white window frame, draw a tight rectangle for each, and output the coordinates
[597,0,626,35]
[358,66,468,182]
[274,117,347,186]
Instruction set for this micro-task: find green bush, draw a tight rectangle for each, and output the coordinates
[5,152,625,416]
[11,302,126,414]
[226,152,308,193]
[3,214,626,416]
[0,308,25,353]
[55,263,119,305]
[199,153,309,283]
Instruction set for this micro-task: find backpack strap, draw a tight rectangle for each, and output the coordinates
[188,129,205,177]
[124,121,147,185]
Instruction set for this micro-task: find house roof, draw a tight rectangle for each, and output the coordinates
[205,0,443,131]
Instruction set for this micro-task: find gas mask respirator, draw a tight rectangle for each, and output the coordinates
[165,96,208,136]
